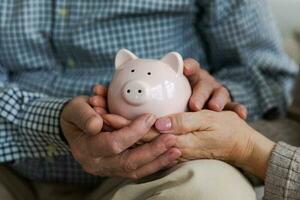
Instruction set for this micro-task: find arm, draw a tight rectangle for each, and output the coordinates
[264,142,300,199]
[0,68,180,180]
[154,110,300,199]
[0,69,70,162]
[196,0,298,121]
[237,136,300,199]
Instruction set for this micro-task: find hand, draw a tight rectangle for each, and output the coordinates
[89,84,115,132]
[89,84,108,115]
[90,84,159,142]
[155,110,275,179]
[101,114,160,144]
[60,96,181,179]
[183,59,247,119]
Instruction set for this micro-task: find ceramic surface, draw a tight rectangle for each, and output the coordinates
[108,49,192,119]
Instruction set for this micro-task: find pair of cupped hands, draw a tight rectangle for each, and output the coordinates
[60,59,255,180]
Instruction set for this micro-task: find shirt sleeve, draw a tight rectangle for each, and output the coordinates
[264,142,300,199]
[196,0,298,121]
[0,75,70,162]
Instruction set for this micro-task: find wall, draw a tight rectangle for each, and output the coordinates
[269,0,300,37]
[269,0,300,63]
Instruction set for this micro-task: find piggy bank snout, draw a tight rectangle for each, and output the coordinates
[122,80,149,106]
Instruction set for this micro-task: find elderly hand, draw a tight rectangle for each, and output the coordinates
[183,59,247,119]
[60,96,181,179]
[155,110,275,180]
[90,84,160,142]
[89,84,108,116]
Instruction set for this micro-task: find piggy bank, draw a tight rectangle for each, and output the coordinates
[107,49,192,120]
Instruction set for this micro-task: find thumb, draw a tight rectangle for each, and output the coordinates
[66,96,103,135]
[155,111,210,134]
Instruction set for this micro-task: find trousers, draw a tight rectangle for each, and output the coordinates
[0,160,256,200]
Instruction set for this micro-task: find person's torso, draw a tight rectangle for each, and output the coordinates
[0,0,208,184]
[0,0,207,97]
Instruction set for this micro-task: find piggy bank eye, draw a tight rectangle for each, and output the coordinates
[131,69,135,73]
[147,72,151,75]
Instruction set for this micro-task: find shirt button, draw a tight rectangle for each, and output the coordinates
[47,144,57,157]
[46,144,57,163]
[67,58,76,68]
[59,8,69,17]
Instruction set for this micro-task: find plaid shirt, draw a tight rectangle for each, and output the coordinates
[0,0,298,184]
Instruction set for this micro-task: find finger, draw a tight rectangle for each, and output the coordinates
[87,114,156,157]
[207,86,231,112]
[92,84,107,96]
[140,128,160,142]
[189,79,215,111]
[184,59,219,111]
[183,58,201,85]
[93,107,107,115]
[102,114,130,129]
[224,102,248,120]
[124,148,181,179]
[115,134,177,172]
[155,111,212,134]
[101,114,129,131]
[65,97,103,135]
[89,95,106,108]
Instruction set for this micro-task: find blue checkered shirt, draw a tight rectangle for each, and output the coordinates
[0,0,298,184]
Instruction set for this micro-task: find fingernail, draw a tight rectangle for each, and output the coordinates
[195,104,201,111]
[191,100,201,111]
[184,64,190,70]
[242,111,247,120]
[213,104,221,111]
[155,118,172,131]
[146,114,156,127]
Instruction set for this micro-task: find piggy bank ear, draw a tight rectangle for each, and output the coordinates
[161,52,183,75]
[115,49,138,70]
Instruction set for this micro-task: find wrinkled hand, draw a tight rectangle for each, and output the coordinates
[90,84,159,142]
[100,114,160,145]
[155,110,251,163]
[89,84,108,115]
[60,96,181,179]
[155,110,275,179]
[183,59,247,119]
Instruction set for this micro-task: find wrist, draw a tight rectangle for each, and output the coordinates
[240,131,275,180]
[59,100,71,144]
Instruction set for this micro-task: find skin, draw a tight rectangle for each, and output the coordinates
[101,111,275,180]
[60,96,181,179]
[183,59,247,119]
[154,111,276,180]
[88,58,275,180]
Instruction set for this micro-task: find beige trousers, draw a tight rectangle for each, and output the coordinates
[0,160,256,200]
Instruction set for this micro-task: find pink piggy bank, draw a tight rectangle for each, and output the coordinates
[108,49,192,120]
